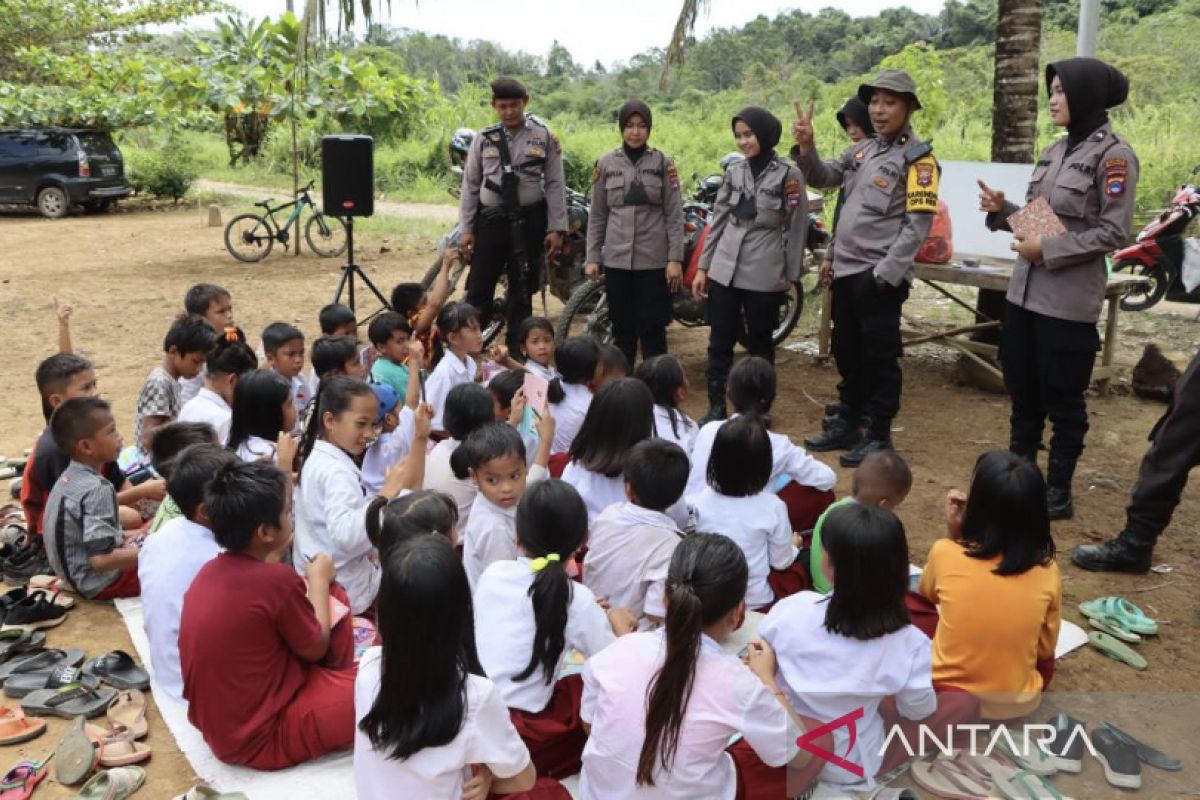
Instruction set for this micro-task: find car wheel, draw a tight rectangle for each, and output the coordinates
[37,187,69,219]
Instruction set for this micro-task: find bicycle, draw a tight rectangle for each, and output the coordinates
[223,180,348,262]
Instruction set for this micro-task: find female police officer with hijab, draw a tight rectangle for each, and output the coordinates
[692,106,808,424]
[585,100,685,366]
[978,57,1138,520]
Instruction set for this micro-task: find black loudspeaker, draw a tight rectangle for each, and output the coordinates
[321,135,374,217]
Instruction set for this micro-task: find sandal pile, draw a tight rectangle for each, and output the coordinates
[1079,596,1158,670]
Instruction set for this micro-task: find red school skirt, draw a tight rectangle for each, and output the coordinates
[509,673,587,780]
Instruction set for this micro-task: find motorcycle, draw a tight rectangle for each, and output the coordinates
[1111,164,1200,311]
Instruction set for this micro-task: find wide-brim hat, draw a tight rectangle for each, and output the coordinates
[857,69,922,110]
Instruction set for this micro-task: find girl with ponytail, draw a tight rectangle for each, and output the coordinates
[474,480,636,779]
[580,532,812,799]
[179,326,257,445]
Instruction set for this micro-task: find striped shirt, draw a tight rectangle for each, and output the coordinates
[43,461,126,598]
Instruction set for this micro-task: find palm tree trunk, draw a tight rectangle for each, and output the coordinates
[991,0,1043,163]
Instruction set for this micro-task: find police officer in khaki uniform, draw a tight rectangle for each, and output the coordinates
[585,99,685,366]
[791,70,939,467]
[978,57,1138,519]
[459,77,567,351]
[692,106,809,424]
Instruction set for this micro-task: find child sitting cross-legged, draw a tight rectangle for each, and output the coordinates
[474,480,637,779]
[146,421,220,533]
[422,383,497,530]
[635,354,698,457]
[365,489,458,559]
[139,444,235,703]
[133,314,216,464]
[319,303,358,339]
[180,460,357,769]
[460,420,554,589]
[312,335,369,383]
[426,302,484,431]
[262,322,310,424]
[547,336,601,458]
[389,245,454,362]
[584,439,688,626]
[361,340,424,496]
[43,398,143,599]
[180,283,236,404]
[178,326,257,445]
[366,311,415,399]
[226,369,299,468]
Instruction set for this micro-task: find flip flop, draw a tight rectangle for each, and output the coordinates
[22,682,116,720]
[5,663,99,698]
[73,766,145,800]
[1079,597,1158,635]
[27,575,73,595]
[54,716,99,786]
[992,769,1066,800]
[909,755,992,799]
[1088,632,1147,670]
[0,633,44,665]
[171,788,249,800]
[1087,616,1140,643]
[105,691,148,739]
[954,751,1023,784]
[85,725,150,768]
[0,708,44,746]
[1101,721,1182,771]
[82,652,149,691]
[994,728,1058,776]
[0,757,49,800]
[0,648,83,685]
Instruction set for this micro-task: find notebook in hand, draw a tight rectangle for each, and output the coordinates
[1007,196,1067,240]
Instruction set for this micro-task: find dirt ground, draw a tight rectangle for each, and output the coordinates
[0,203,1197,799]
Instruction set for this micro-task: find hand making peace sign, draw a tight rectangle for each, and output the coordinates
[791,99,816,154]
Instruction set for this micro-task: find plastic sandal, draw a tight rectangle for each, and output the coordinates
[27,575,73,595]
[0,647,83,686]
[992,769,1065,800]
[0,708,44,746]
[994,729,1057,776]
[1087,632,1147,670]
[172,788,249,800]
[73,766,145,800]
[22,682,116,720]
[1079,597,1158,635]
[5,662,99,698]
[0,633,44,665]
[909,755,992,799]
[83,651,149,691]
[86,725,151,768]
[1087,616,1140,643]
[1101,721,1182,771]
[0,757,49,800]
[106,690,148,739]
[54,716,99,786]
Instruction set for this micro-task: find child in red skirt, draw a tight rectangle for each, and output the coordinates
[580,532,824,800]
[474,481,637,779]
[179,460,357,770]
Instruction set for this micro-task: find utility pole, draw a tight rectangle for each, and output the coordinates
[1078,0,1099,55]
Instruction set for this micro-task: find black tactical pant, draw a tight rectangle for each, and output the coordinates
[705,280,781,405]
[467,201,547,351]
[1124,347,1200,543]
[1001,302,1099,485]
[604,267,671,366]
[830,270,910,439]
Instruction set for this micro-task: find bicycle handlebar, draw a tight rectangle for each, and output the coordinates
[297,180,315,194]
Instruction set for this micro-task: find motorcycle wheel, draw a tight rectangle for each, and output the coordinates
[555,279,613,345]
[736,281,804,348]
[1112,259,1169,312]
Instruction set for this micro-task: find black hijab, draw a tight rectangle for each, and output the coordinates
[1046,57,1129,151]
[836,97,874,137]
[619,99,652,163]
[732,106,782,178]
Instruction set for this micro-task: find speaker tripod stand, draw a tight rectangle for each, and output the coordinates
[332,217,390,314]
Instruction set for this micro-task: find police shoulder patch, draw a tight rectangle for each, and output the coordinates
[1104,156,1129,198]
[666,161,680,191]
[784,176,803,209]
[906,154,939,213]
[592,163,601,184]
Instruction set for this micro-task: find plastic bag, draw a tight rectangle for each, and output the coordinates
[916,199,953,264]
[1183,236,1200,293]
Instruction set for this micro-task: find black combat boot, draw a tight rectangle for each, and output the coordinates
[1070,530,1155,574]
[1045,454,1078,521]
[839,436,893,468]
[804,416,862,452]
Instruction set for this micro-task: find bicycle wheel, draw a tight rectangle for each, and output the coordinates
[224,213,275,262]
[305,213,348,258]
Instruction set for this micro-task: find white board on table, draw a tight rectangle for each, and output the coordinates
[939,160,1034,262]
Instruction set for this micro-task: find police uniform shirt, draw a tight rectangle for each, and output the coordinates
[793,128,939,286]
[459,115,568,233]
[987,123,1139,324]
[698,157,809,293]
[585,148,685,270]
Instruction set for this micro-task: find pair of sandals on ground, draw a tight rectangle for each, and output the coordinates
[1080,595,1157,671]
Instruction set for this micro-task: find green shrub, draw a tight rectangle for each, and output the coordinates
[129,143,198,203]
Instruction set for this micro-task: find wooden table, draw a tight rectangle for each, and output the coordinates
[814,261,1151,395]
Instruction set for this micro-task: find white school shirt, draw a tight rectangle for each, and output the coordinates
[360,407,415,496]
[354,648,531,800]
[653,405,698,457]
[760,592,936,790]
[294,439,379,614]
[178,370,205,406]
[584,502,681,620]
[686,415,837,498]
[525,360,559,382]
[138,517,222,703]
[461,467,549,590]
[289,374,313,428]
[427,351,478,430]
[550,382,591,455]
[474,557,616,714]
[688,487,795,608]
[178,387,232,445]
[580,630,799,800]
[421,438,477,531]
[233,435,277,464]
[562,461,690,531]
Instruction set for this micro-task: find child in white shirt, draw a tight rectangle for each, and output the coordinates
[635,354,698,457]
[361,340,425,496]
[139,444,233,703]
[460,419,554,589]
[585,439,687,624]
[178,326,256,445]
[426,302,483,430]
[580,532,805,799]
[226,369,299,468]
[422,383,496,529]
[355,534,537,800]
[688,415,797,610]
[547,336,601,456]
[760,503,980,791]
[261,322,310,425]
[366,489,458,558]
[475,480,637,779]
